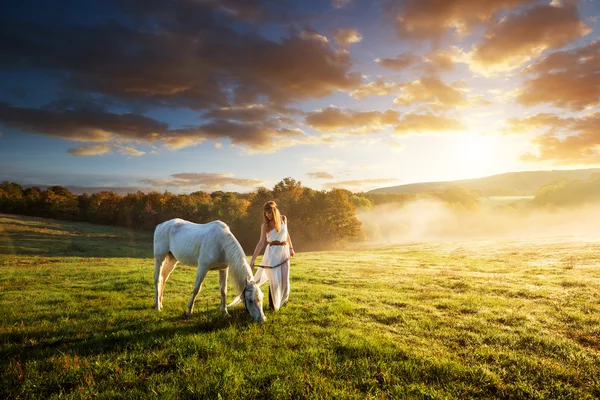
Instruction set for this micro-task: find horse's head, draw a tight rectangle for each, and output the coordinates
[243,277,266,323]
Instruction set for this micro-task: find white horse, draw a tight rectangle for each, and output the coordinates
[153,218,266,322]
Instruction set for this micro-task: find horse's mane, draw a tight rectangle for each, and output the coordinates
[220,227,253,293]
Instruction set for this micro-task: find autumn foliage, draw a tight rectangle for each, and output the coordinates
[0,178,364,251]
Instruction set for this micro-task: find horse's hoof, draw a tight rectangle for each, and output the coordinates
[183,311,192,319]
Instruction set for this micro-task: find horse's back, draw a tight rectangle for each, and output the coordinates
[154,219,232,264]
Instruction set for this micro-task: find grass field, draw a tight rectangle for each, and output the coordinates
[1,213,600,399]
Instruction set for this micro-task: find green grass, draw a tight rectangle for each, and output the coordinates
[1,214,600,399]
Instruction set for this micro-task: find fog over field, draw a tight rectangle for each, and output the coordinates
[358,199,600,244]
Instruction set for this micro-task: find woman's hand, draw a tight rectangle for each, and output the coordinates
[290,248,295,257]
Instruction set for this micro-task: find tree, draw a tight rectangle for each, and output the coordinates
[0,182,24,213]
[41,186,79,219]
[88,191,122,224]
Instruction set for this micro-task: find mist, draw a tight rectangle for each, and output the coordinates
[357,198,600,244]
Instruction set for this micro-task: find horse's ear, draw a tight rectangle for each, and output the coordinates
[245,277,251,286]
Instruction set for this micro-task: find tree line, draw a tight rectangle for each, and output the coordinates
[0,178,364,251]
[0,178,490,252]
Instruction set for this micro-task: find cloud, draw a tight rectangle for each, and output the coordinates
[305,107,466,137]
[421,48,462,74]
[141,172,264,190]
[375,53,417,70]
[350,79,402,99]
[470,2,591,72]
[305,108,400,133]
[516,40,600,111]
[163,120,305,152]
[508,112,600,164]
[0,102,309,154]
[504,113,569,135]
[67,144,145,156]
[332,0,352,9]
[378,49,461,75]
[334,29,363,48]
[394,113,466,135]
[1,5,361,110]
[0,103,167,142]
[307,172,334,179]
[204,105,274,123]
[392,0,538,41]
[393,77,470,109]
[323,178,400,190]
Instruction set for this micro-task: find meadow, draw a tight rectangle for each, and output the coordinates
[1,213,600,399]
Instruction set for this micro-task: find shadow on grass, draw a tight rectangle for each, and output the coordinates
[0,307,255,366]
[0,214,153,258]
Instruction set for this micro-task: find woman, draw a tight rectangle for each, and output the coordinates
[249,201,295,311]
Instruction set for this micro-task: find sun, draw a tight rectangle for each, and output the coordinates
[451,131,501,177]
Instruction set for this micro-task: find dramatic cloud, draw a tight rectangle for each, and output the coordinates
[0,103,167,142]
[470,2,592,72]
[375,53,417,70]
[516,41,600,111]
[305,108,400,133]
[307,172,334,179]
[141,173,264,190]
[392,0,538,40]
[334,29,363,48]
[323,178,400,190]
[350,79,402,99]
[0,3,361,110]
[0,102,308,154]
[394,113,466,135]
[508,112,600,164]
[393,77,470,109]
[67,144,145,156]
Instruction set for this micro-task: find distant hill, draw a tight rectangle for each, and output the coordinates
[368,168,600,196]
[15,184,154,196]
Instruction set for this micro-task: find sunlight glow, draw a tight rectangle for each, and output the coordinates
[450,131,503,178]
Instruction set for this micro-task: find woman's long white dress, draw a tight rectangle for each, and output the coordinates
[254,222,291,311]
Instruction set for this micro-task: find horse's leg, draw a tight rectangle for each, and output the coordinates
[186,264,209,316]
[154,254,167,310]
[159,253,178,310]
[218,269,230,317]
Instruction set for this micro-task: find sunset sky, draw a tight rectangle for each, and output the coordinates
[0,0,599,193]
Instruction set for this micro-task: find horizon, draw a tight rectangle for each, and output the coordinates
[5,165,600,196]
[1,0,599,194]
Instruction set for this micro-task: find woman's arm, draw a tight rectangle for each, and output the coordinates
[249,223,267,268]
[286,218,295,257]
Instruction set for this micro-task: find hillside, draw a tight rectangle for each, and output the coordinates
[369,168,600,196]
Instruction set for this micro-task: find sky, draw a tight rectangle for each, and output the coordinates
[0,0,599,194]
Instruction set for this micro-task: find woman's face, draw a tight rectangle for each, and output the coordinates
[264,209,273,220]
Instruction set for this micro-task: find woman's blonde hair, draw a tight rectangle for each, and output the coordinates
[263,200,282,232]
